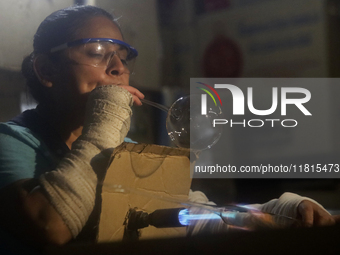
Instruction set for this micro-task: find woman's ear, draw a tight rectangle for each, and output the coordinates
[33,55,58,88]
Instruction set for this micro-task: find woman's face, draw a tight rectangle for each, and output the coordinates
[50,16,130,118]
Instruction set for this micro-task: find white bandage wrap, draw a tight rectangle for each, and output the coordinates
[40,85,133,237]
[253,192,330,220]
[187,191,329,235]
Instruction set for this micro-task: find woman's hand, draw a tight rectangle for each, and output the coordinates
[258,192,340,229]
[298,200,337,227]
[117,85,144,106]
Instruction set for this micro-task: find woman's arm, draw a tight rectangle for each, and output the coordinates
[0,85,137,247]
[0,179,72,247]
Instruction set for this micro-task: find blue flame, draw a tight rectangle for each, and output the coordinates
[178,209,223,226]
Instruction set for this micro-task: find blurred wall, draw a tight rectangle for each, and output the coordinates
[159,0,332,89]
[0,0,74,71]
[0,0,74,122]
[196,0,329,77]
[96,0,161,91]
[0,69,24,122]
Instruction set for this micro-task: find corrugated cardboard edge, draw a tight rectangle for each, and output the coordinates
[108,143,197,178]
[109,142,191,160]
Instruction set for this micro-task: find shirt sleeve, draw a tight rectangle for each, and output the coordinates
[0,125,40,189]
[123,137,137,144]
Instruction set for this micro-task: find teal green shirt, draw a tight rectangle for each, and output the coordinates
[0,122,55,189]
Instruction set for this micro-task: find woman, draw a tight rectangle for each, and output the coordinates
[0,5,336,251]
[0,5,144,248]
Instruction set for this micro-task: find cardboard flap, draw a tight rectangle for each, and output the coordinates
[97,143,192,242]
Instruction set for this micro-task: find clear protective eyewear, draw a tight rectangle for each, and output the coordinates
[50,38,138,74]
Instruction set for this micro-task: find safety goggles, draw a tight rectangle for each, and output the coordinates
[50,38,138,74]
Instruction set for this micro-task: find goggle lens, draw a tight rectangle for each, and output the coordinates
[68,41,135,73]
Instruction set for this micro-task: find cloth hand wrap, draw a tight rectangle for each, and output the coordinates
[187,191,328,235]
[39,85,133,237]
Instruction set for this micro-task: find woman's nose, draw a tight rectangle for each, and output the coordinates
[106,54,129,76]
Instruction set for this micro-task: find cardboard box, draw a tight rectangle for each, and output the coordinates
[97,143,192,242]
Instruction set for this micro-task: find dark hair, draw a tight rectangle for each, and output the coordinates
[21,5,118,105]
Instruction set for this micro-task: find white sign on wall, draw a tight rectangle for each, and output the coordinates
[197,0,328,77]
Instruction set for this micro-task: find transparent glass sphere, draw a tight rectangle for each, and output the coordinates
[166,94,223,150]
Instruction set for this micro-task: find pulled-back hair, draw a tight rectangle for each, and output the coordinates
[21,5,117,105]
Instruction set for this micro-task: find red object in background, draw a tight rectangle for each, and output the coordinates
[203,35,243,78]
[204,0,231,12]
